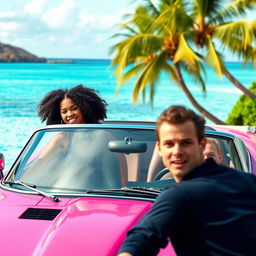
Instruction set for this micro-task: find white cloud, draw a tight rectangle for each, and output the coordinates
[77,12,96,28]
[0,21,20,32]
[0,32,9,38]
[97,14,123,30]
[24,0,51,15]
[93,34,109,44]
[47,35,57,42]
[0,12,16,18]
[78,8,126,30]
[0,0,131,58]
[41,0,77,29]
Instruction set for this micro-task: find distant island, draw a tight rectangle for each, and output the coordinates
[0,42,47,63]
[0,42,109,64]
[0,42,76,63]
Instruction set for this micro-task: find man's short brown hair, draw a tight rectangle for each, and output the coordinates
[156,105,205,142]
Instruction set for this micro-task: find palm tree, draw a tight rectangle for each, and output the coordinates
[187,0,256,98]
[111,3,225,124]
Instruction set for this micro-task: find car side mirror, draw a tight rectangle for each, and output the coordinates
[0,153,5,179]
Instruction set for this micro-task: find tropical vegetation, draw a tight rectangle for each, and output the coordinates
[189,0,256,99]
[227,82,256,125]
[110,0,256,124]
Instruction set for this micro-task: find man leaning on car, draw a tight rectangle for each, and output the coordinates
[118,105,256,256]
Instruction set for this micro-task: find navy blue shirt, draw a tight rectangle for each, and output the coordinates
[119,158,256,256]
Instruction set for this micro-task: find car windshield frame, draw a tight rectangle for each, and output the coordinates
[1,124,252,198]
[2,125,158,194]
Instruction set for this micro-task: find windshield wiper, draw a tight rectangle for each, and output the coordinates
[86,187,161,197]
[3,180,59,202]
[128,186,161,193]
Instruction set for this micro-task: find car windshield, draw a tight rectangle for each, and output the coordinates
[3,126,245,195]
[5,127,165,193]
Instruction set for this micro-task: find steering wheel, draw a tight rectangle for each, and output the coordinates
[153,168,170,181]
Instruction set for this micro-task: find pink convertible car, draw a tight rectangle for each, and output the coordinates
[0,122,255,255]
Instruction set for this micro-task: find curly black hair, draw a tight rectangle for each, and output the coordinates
[37,85,108,125]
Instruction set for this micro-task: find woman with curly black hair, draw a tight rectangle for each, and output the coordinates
[23,84,128,189]
[38,84,107,125]
[23,85,107,180]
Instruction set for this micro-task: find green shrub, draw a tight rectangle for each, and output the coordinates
[226,82,256,125]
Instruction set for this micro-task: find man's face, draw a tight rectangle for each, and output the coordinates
[204,142,223,164]
[157,120,206,183]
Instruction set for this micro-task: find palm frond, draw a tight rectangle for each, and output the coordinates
[173,34,201,71]
[161,61,177,82]
[251,19,256,39]
[249,48,256,65]
[178,61,207,93]
[238,46,256,64]
[135,0,160,16]
[158,3,193,34]
[112,33,163,81]
[192,0,223,22]
[132,51,168,104]
[131,12,162,34]
[214,20,253,51]
[205,39,224,76]
[211,0,256,24]
[117,62,145,90]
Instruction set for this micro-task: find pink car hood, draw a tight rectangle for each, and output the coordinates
[0,191,175,255]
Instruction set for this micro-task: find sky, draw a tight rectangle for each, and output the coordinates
[0,0,255,60]
[0,0,136,59]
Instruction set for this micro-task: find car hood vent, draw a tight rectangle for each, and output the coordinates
[19,208,62,220]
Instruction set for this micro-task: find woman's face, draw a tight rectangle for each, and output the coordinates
[60,97,85,124]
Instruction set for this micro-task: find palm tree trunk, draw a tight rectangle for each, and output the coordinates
[174,63,226,124]
[223,67,256,99]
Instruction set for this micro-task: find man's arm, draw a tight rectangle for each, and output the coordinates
[117,185,190,255]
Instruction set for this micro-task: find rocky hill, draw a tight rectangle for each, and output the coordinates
[0,42,46,63]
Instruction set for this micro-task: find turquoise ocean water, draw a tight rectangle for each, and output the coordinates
[0,59,255,169]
